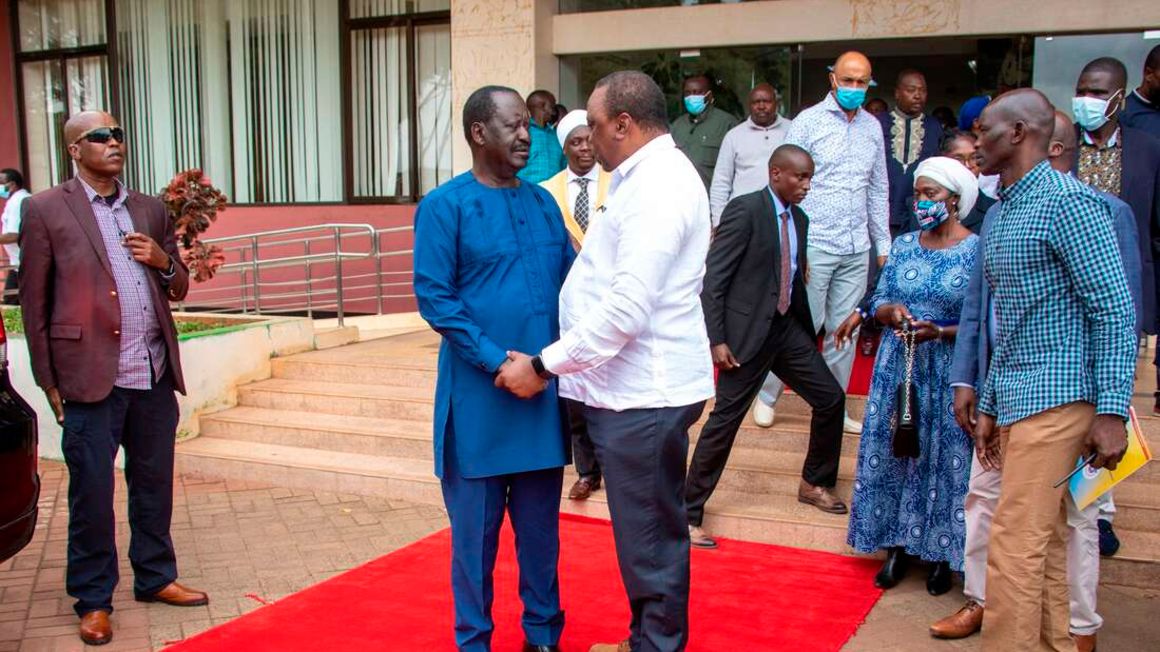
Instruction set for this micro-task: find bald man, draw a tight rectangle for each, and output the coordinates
[972,90,1134,651]
[758,51,889,436]
[18,111,205,645]
[933,110,1141,652]
[517,89,566,184]
[708,83,792,226]
[878,69,943,236]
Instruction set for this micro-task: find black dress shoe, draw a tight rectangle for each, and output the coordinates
[927,561,953,596]
[523,643,561,652]
[874,547,909,589]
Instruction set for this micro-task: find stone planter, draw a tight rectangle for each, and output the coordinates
[7,313,315,464]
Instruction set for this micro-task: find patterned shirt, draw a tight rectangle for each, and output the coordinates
[978,161,1135,426]
[784,92,891,256]
[1077,127,1122,196]
[79,178,168,390]
[516,120,565,184]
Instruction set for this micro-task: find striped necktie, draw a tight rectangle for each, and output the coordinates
[777,210,792,315]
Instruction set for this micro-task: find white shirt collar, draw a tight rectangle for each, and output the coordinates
[566,165,600,184]
[1081,126,1120,148]
[611,133,675,190]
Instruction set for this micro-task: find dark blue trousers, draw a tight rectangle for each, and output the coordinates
[61,373,179,616]
[441,425,565,652]
[583,402,706,652]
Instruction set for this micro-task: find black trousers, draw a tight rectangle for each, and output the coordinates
[566,398,600,481]
[3,268,18,305]
[61,372,179,616]
[584,401,705,652]
[686,314,845,527]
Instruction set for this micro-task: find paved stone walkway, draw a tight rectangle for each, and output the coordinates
[2,461,1156,650]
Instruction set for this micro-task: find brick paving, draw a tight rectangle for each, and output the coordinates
[2,461,1156,651]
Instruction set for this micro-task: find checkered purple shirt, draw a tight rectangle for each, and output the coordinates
[79,179,167,390]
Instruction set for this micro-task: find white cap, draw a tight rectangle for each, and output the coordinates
[556,110,589,149]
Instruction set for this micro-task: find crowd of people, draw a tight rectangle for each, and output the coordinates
[414,43,1160,652]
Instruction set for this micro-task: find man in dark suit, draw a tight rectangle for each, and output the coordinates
[19,111,206,646]
[686,144,847,548]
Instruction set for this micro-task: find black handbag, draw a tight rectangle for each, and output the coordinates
[892,329,921,459]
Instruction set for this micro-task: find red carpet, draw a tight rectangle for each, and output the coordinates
[167,514,882,651]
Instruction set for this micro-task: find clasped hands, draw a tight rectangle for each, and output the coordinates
[494,350,548,399]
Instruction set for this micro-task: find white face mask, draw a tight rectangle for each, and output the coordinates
[1072,89,1123,132]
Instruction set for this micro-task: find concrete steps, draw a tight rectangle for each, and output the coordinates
[177,330,1160,590]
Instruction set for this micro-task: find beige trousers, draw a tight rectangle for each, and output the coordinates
[981,402,1093,652]
[962,451,1101,635]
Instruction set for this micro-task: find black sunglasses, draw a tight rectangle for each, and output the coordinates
[72,126,126,145]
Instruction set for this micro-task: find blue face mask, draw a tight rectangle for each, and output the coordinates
[684,94,707,116]
[914,200,950,230]
[834,86,867,111]
[1072,92,1121,132]
[0,187,8,200]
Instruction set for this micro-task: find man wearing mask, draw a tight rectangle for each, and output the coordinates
[879,70,944,236]
[0,168,30,305]
[1072,57,1160,558]
[708,83,792,228]
[1123,44,1160,135]
[671,74,739,190]
[517,89,567,184]
[540,109,611,501]
[755,51,889,435]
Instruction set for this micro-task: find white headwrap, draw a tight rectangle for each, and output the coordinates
[555,110,589,149]
[913,156,979,218]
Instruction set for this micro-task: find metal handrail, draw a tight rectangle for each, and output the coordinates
[187,223,384,326]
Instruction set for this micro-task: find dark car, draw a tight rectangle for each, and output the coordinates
[0,314,39,563]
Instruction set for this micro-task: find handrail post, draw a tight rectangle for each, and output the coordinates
[374,232,383,314]
[305,239,314,319]
[250,237,261,314]
[334,229,345,328]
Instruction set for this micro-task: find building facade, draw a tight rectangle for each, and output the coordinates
[0,0,1157,233]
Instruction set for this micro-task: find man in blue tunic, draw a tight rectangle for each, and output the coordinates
[413,85,574,652]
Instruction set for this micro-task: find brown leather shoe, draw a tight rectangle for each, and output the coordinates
[135,581,209,607]
[929,600,983,639]
[688,524,718,549]
[569,476,601,500]
[798,480,848,514]
[589,641,631,652]
[79,610,112,646]
[1073,633,1097,652]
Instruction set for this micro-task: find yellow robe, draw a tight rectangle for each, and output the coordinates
[539,167,611,248]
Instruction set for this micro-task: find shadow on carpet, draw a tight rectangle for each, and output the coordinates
[165,514,883,651]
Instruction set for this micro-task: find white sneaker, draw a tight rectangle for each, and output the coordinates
[843,415,863,434]
[754,401,775,428]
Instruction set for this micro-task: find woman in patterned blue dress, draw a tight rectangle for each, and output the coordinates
[847,157,980,596]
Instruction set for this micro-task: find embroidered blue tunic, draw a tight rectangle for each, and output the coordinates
[413,172,574,478]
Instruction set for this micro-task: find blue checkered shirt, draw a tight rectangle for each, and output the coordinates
[516,120,565,184]
[79,178,168,390]
[978,161,1136,425]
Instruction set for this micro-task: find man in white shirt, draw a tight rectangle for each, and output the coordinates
[0,168,30,305]
[540,109,613,501]
[708,83,791,227]
[755,52,890,435]
[497,70,714,652]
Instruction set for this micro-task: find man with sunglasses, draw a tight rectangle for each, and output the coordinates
[19,111,206,646]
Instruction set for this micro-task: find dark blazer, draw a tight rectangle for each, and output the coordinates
[18,178,189,402]
[1073,123,1160,333]
[702,188,812,365]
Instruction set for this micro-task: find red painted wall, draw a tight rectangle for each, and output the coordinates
[0,1,19,172]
